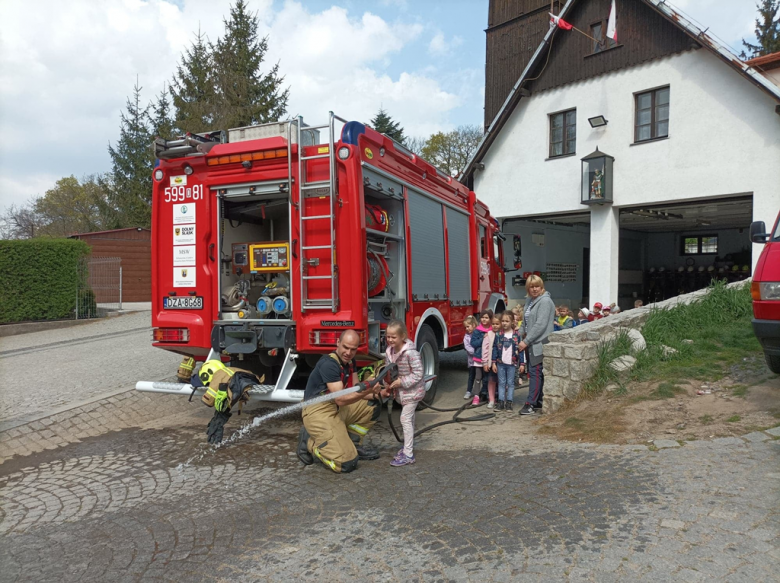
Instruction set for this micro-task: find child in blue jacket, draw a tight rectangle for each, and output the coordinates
[492,311,525,411]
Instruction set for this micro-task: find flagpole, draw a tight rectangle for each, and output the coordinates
[570,25,600,44]
[550,10,601,44]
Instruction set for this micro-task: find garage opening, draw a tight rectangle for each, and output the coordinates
[502,211,590,310]
[618,195,753,308]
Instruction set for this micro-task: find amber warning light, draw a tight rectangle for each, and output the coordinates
[207,148,288,167]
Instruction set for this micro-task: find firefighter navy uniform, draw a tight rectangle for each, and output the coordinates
[300,353,380,473]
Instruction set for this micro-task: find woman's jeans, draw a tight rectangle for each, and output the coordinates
[527,361,544,408]
[496,363,517,402]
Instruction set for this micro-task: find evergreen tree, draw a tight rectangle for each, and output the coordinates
[108,81,153,227]
[151,83,176,140]
[369,108,406,144]
[741,0,780,58]
[170,29,216,134]
[211,0,289,129]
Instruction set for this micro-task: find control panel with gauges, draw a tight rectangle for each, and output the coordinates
[249,242,290,273]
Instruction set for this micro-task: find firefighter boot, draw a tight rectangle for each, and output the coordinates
[349,432,380,461]
[297,426,314,465]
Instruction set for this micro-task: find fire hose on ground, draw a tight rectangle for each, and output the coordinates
[384,377,496,442]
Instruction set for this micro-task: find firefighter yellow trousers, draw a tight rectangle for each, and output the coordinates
[302,398,377,473]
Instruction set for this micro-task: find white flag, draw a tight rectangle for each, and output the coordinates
[606,0,618,41]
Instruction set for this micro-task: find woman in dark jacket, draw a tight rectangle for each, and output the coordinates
[518,275,555,415]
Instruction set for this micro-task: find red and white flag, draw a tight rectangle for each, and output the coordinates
[606,0,618,41]
[549,12,573,31]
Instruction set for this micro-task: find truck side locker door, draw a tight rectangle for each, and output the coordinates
[446,207,471,340]
[491,227,504,293]
[477,219,491,311]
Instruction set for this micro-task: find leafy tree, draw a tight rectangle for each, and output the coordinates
[107,80,153,227]
[0,176,118,239]
[170,29,216,134]
[370,108,406,144]
[0,201,46,239]
[211,0,289,129]
[34,175,117,237]
[420,125,483,178]
[405,135,427,155]
[741,0,780,58]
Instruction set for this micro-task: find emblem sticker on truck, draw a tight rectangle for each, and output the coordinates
[173,267,196,287]
[173,203,196,224]
[320,320,356,327]
[173,245,196,266]
[173,225,196,245]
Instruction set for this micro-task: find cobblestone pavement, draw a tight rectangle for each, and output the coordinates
[0,333,778,582]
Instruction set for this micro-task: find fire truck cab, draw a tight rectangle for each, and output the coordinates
[140,113,507,404]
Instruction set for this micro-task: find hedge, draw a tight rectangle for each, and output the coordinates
[0,239,91,323]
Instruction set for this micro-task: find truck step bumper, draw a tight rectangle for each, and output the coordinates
[135,349,303,402]
[134,381,304,403]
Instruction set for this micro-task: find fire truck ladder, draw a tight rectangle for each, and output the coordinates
[295,112,346,313]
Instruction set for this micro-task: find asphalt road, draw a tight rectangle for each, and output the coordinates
[0,314,778,582]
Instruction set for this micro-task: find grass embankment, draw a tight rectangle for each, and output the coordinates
[584,281,759,395]
[540,282,778,443]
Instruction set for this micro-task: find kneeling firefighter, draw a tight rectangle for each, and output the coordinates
[195,360,264,444]
[297,329,384,473]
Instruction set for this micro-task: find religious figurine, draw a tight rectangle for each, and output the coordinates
[590,169,603,199]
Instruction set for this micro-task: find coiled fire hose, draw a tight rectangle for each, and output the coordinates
[384,378,496,442]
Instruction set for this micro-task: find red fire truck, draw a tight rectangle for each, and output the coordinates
[136,113,508,404]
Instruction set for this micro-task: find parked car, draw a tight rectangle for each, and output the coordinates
[750,212,780,374]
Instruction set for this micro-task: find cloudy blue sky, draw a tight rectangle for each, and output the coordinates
[0,0,762,214]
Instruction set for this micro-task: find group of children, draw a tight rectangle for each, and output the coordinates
[463,307,527,411]
[379,297,647,468]
[554,300,640,330]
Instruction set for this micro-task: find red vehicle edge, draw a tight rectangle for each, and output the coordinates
[750,211,780,374]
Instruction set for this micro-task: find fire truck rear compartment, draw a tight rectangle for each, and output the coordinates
[216,193,293,358]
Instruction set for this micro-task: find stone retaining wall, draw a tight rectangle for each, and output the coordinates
[541,282,748,412]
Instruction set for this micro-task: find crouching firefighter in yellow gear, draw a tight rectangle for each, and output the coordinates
[193,359,264,444]
[297,330,384,473]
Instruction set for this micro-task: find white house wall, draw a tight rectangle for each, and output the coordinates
[475,48,780,302]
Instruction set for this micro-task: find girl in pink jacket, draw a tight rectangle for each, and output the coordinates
[477,314,500,407]
[383,320,425,466]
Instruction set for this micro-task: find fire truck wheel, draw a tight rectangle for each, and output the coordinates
[416,324,439,407]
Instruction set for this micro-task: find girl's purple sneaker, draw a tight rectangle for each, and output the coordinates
[390,453,415,467]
